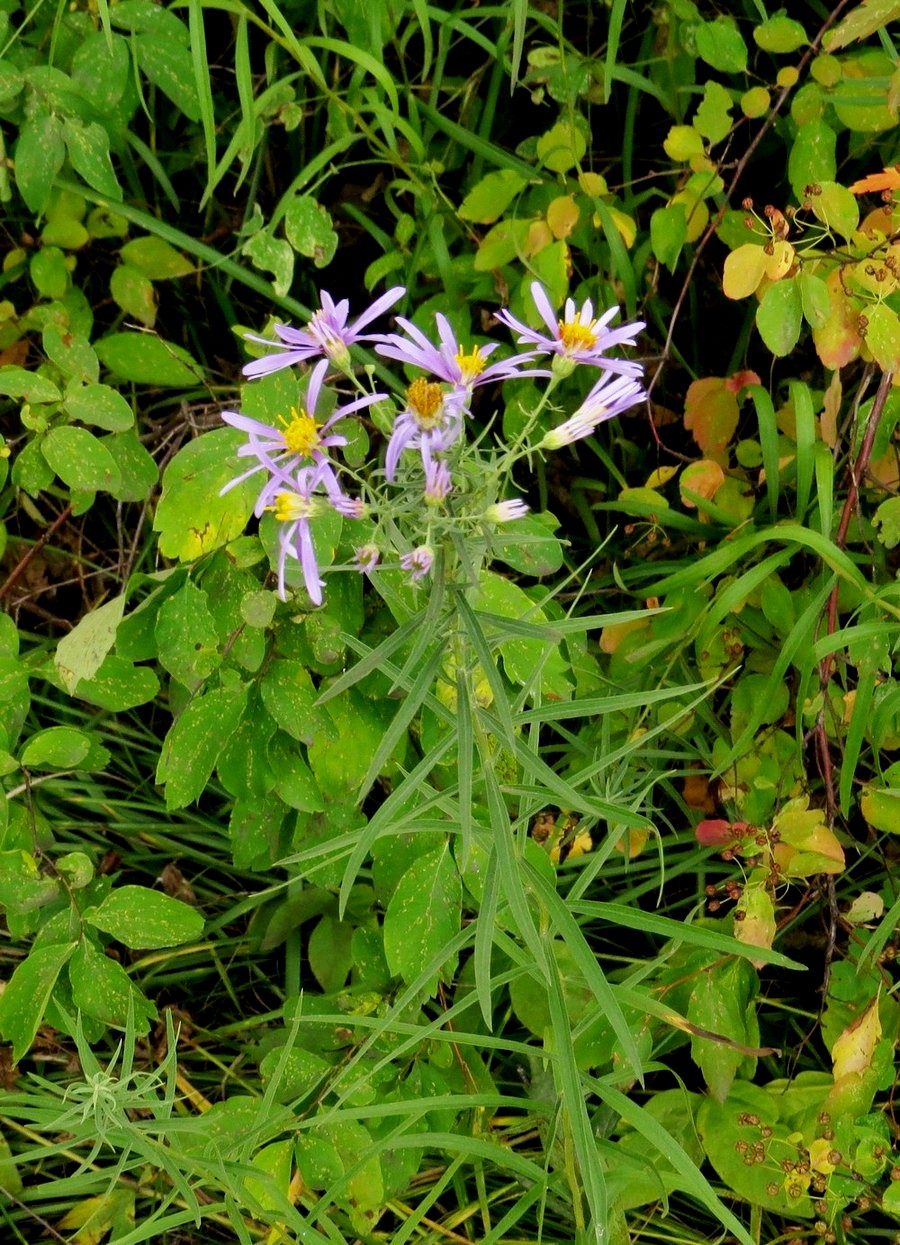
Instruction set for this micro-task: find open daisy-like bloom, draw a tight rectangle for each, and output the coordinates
[243,286,405,377]
[269,465,330,603]
[385,377,468,482]
[495,282,644,377]
[221,358,385,514]
[375,312,543,397]
[539,370,646,450]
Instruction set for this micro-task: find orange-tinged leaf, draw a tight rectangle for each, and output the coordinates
[680,458,726,506]
[821,370,841,448]
[684,774,717,813]
[849,165,900,194]
[684,376,739,456]
[831,997,881,1081]
[607,206,637,249]
[811,268,863,369]
[724,369,762,394]
[599,616,650,653]
[613,827,649,858]
[860,204,897,238]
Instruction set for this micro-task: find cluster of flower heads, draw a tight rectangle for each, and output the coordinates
[222,282,646,603]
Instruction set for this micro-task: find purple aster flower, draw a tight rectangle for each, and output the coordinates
[384,378,468,481]
[243,286,405,377]
[484,499,529,522]
[354,544,380,573]
[400,545,434,581]
[221,358,385,515]
[540,371,646,450]
[270,466,328,603]
[424,456,452,504]
[495,282,644,378]
[375,313,543,395]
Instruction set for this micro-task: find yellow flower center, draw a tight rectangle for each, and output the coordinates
[272,492,315,522]
[455,345,486,382]
[280,407,321,456]
[406,377,445,429]
[558,320,598,353]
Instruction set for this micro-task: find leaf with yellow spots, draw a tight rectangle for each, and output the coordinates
[154,429,258,561]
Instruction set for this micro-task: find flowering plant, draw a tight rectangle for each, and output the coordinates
[224,281,646,606]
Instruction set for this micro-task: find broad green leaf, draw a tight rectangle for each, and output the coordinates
[831,50,898,133]
[110,263,156,326]
[383,841,461,994]
[535,119,586,172]
[155,579,221,688]
[650,203,687,271]
[15,114,65,213]
[153,428,257,560]
[753,15,807,53]
[64,382,134,432]
[71,31,130,113]
[756,277,802,357]
[29,247,69,299]
[809,181,859,241]
[42,325,98,384]
[0,850,59,915]
[119,235,194,278]
[243,230,294,298]
[458,169,528,223]
[69,939,156,1031]
[874,496,900,548]
[57,1191,135,1242]
[788,119,836,200]
[308,688,395,796]
[308,914,353,992]
[694,80,732,145]
[260,1044,330,1102]
[102,429,159,502]
[72,656,159,711]
[54,593,126,693]
[694,17,748,73]
[132,34,201,120]
[62,117,122,200]
[20,725,92,769]
[260,659,325,745]
[284,195,338,268]
[472,571,571,696]
[687,958,759,1100]
[87,884,204,948]
[490,513,565,576]
[156,679,247,808]
[96,332,202,387]
[863,303,900,372]
[473,217,530,271]
[42,425,122,493]
[798,270,831,330]
[0,367,61,405]
[0,941,76,1060]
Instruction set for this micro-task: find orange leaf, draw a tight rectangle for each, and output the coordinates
[848,166,900,195]
[684,377,739,457]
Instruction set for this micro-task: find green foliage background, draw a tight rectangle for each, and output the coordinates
[0,0,899,1241]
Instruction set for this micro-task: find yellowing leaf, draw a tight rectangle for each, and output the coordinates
[670,190,708,242]
[578,171,608,196]
[645,465,679,488]
[762,239,795,281]
[607,206,637,248]
[723,244,767,299]
[599,616,650,653]
[831,997,881,1081]
[845,891,885,923]
[663,124,705,162]
[546,194,579,239]
[525,218,553,257]
[734,872,776,969]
